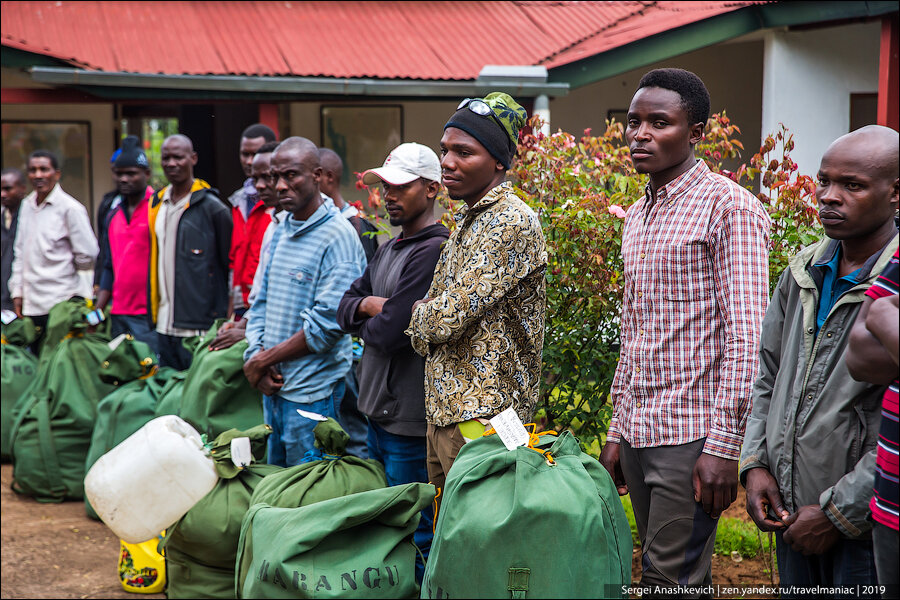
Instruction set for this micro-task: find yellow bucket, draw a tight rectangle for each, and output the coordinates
[118,531,166,594]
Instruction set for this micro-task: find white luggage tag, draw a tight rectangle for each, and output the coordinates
[1,310,17,325]
[230,437,252,468]
[489,407,530,451]
[296,409,328,422]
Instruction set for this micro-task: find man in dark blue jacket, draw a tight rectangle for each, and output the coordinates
[337,142,448,582]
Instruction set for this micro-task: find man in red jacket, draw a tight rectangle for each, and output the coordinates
[228,123,277,319]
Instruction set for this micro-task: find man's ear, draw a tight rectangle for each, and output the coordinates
[426,180,441,200]
[689,122,704,146]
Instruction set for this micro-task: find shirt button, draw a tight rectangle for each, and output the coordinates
[806,327,814,335]
[826,332,833,338]
[640,253,646,259]
[806,393,813,400]
[383,410,388,415]
[639,329,645,335]
[636,402,642,408]
[635,367,641,373]
[638,292,643,298]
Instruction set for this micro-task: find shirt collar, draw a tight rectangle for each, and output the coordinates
[643,159,707,206]
[285,193,334,235]
[454,180,512,223]
[28,183,62,208]
[810,236,895,286]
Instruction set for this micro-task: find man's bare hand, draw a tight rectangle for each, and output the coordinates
[599,441,628,495]
[209,321,246,351]
[257,367,284,396]
[782,505,840,555]
[744,467,789,531]
[358,296,388,318]
[692,453,738,518]
[243,352,270,388]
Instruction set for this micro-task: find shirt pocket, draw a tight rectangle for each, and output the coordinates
[288,267,315,288]
[661,243,713,302]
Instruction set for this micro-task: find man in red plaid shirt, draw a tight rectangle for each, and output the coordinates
[599,68,771,594]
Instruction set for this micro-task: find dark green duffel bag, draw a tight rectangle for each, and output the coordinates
[84,350,180,519]
[421,430,633,599]
[178,320,264,440]
[164,424,282,599]
[1,316,38,461]
[249,418,387,509]
[9,299,119,501]
[236,482,435,599]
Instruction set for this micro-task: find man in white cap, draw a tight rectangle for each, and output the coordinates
[337,142,449,582]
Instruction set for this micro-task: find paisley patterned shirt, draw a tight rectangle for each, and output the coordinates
[406,181,547,426]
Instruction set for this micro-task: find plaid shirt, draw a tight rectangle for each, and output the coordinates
[608,160,770,460]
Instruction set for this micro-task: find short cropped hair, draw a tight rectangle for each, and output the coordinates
[1,167,26,185]
[257,141,281,154]
[638,68,710,126]
[28,150,60,171]
[241,124,277,142]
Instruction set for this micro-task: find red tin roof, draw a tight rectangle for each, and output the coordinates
[0,1,762,80]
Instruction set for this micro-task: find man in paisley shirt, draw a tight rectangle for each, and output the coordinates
[406,93,547,511]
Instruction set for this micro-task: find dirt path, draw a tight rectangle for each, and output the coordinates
[0,462,165,600]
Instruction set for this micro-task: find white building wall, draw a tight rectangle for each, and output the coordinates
[761,21,881,179]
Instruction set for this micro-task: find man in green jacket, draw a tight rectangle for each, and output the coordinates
[740,125,898,592]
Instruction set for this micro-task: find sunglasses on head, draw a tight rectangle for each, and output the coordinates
[458,98,508,140]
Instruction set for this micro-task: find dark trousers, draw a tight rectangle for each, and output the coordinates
[338,365,369,459]
[619,438,718,597]
[775,530,877,598]
[157,333,194,371]
[873,521,898,588]
[368,420,433,583]
[110,313,158,356]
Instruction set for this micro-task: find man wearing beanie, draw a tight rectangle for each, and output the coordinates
[406,93,547,511]
[95,135,158,353]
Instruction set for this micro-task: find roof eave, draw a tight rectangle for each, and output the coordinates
[548,0,899,88]
[28,67,569,98]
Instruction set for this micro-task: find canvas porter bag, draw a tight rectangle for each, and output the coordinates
[1,316,37,460]
[163,424,282,599]
[236,482,435,599]
[177,320,264,439]
[421,429,632,599]
[248,418,387,509]
[9,299,120,501]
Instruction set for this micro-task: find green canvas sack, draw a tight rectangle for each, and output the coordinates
[152,369,188,418]
[249,418,388,509]
[84,361,180,520]
[164,424,282,599]
[9,299,119,502]
[178,320,264,439]
[421,430,633,599]
[1,317,38,460]
[38,297,110,363]
[236,482,436,599]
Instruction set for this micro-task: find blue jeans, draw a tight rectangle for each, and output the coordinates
[775,531,877,598]
[110,314,158,356]
[367,420,433,583]
[263,379,345,467]
[339,365,369,459]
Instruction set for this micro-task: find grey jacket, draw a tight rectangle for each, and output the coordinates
[740,233,898,538]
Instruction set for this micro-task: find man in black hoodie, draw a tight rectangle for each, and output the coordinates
[337,142,448,582]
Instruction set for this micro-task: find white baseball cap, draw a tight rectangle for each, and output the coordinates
[362,142,441,186]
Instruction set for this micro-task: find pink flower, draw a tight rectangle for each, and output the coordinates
[608,204,627,219]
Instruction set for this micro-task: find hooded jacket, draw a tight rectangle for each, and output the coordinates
[147,179,232,330]
[740,233,898,538]
[337,223,449,436]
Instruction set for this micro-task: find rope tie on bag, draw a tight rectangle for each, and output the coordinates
[483,423,558,465]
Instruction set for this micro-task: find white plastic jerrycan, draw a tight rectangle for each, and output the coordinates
[85,415,219,543]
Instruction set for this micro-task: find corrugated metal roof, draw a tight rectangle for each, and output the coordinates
[1,1,762,80]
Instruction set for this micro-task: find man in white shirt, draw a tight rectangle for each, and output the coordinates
[10,150,98,351]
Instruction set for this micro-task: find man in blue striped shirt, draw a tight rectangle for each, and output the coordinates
[243,137,366,466]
